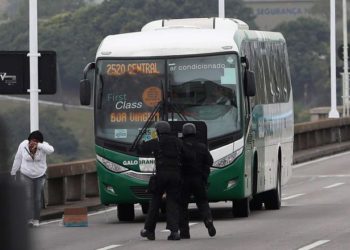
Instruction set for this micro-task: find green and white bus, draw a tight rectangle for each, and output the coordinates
[80,18,294,221]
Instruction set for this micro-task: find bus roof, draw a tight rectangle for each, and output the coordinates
[97,28,239,58]
[96,18,285,59]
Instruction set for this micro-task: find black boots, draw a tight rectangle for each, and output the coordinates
[180,230,191,239]
[140,229,155,240]
[141,229,180,240]
[204,219,216,237]
[167,231,181,240]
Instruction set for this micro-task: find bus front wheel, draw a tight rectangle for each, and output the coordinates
[117,204,135,221]
[232,198,250,217]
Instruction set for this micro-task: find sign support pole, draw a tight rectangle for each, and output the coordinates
[218,0,225,18]
[329,0,340,118]
[342,0,349,116]
[28,0,41,131]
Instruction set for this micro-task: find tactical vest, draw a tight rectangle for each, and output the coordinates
[156,136,181,171]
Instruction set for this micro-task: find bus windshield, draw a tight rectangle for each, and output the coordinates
[95,59,165,144]
[95,54,241,144]
[168,54,241,139]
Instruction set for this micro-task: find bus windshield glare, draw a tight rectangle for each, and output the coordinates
[168,54,241,139]
[95,54,241,144]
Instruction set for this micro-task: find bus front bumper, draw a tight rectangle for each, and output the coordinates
[96,162,151,205]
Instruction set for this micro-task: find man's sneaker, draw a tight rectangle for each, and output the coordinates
[32,220,40,227]
[204,220,216,237]
[140,229,155,240]
[168,231,180,240]
[180,231,191,239]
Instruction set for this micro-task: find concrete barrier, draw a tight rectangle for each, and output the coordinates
[294,117,350,151]
[45,159,97,206]
[45,117,350,206]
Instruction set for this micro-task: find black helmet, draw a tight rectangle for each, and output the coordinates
[182,123,196,136]
[155,121,171,135]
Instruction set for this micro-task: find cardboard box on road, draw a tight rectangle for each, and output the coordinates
[63,207,88,227]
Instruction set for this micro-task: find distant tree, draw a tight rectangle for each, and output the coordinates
[3,107,79,163]
[310,0,343,19]
[274,17,330,109]
[12,0,86,19]
[0,0,256,103]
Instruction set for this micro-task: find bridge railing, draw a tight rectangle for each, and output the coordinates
[45,117,350,206]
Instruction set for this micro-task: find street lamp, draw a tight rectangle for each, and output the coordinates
[328,0,340,118]
[28,0,40,131]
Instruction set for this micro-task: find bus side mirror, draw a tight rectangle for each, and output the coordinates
[80,62,95,106]
[80,79,91,105]
[244,70,256,97]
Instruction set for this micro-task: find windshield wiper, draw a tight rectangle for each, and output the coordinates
[130,80,187,152]
[168,101,187,121]
[167,81,187,122]
[97,74,104,109]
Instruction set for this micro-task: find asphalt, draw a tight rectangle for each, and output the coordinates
[40,141,350,221]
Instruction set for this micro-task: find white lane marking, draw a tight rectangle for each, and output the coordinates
[293,175,350,178]
[40,219,61,226]
[319,175,350,178]
[41,206,119,225]
[161,223,197,233]
[89,207,118,216]
[293,151,350,169]
[298,240,330,250]
[96,245,122,250]
[282,193,305,201]
[323,182,345,189]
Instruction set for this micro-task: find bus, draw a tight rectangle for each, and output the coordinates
[80,18,294,221]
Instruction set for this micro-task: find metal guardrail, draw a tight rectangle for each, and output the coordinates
[45,117,350,206]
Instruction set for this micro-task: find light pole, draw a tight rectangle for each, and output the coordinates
[28,0,40,131]
[342,0,349,116]
[329,0,340,118]
[218,0,225,18]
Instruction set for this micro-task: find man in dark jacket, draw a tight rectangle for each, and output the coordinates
[139,121,182,241]
[179,123,216,239]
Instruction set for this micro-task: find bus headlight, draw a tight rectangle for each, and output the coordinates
[227,179,238,189]
[97,155,128,173]
[105,185,115,194]
[212,148,243,168]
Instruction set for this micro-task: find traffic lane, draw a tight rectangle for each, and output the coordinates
[32,203,345,250]
[32,203,239,250]
[32,152,350,250]
[287,151,350,191]
[280,154,350,250]
[31,207,146,250]
[292,151,350,177]
[285,151,350,206]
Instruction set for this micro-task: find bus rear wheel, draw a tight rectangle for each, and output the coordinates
[264,159,282,210]
[250,196,263,210]
[232,198,250,217]
[117,204,135,221]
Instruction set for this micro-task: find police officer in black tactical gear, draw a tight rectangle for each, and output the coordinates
[179,123,216,239]
[139,121,183,241]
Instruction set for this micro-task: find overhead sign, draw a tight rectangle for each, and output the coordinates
[0,51,56,94]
